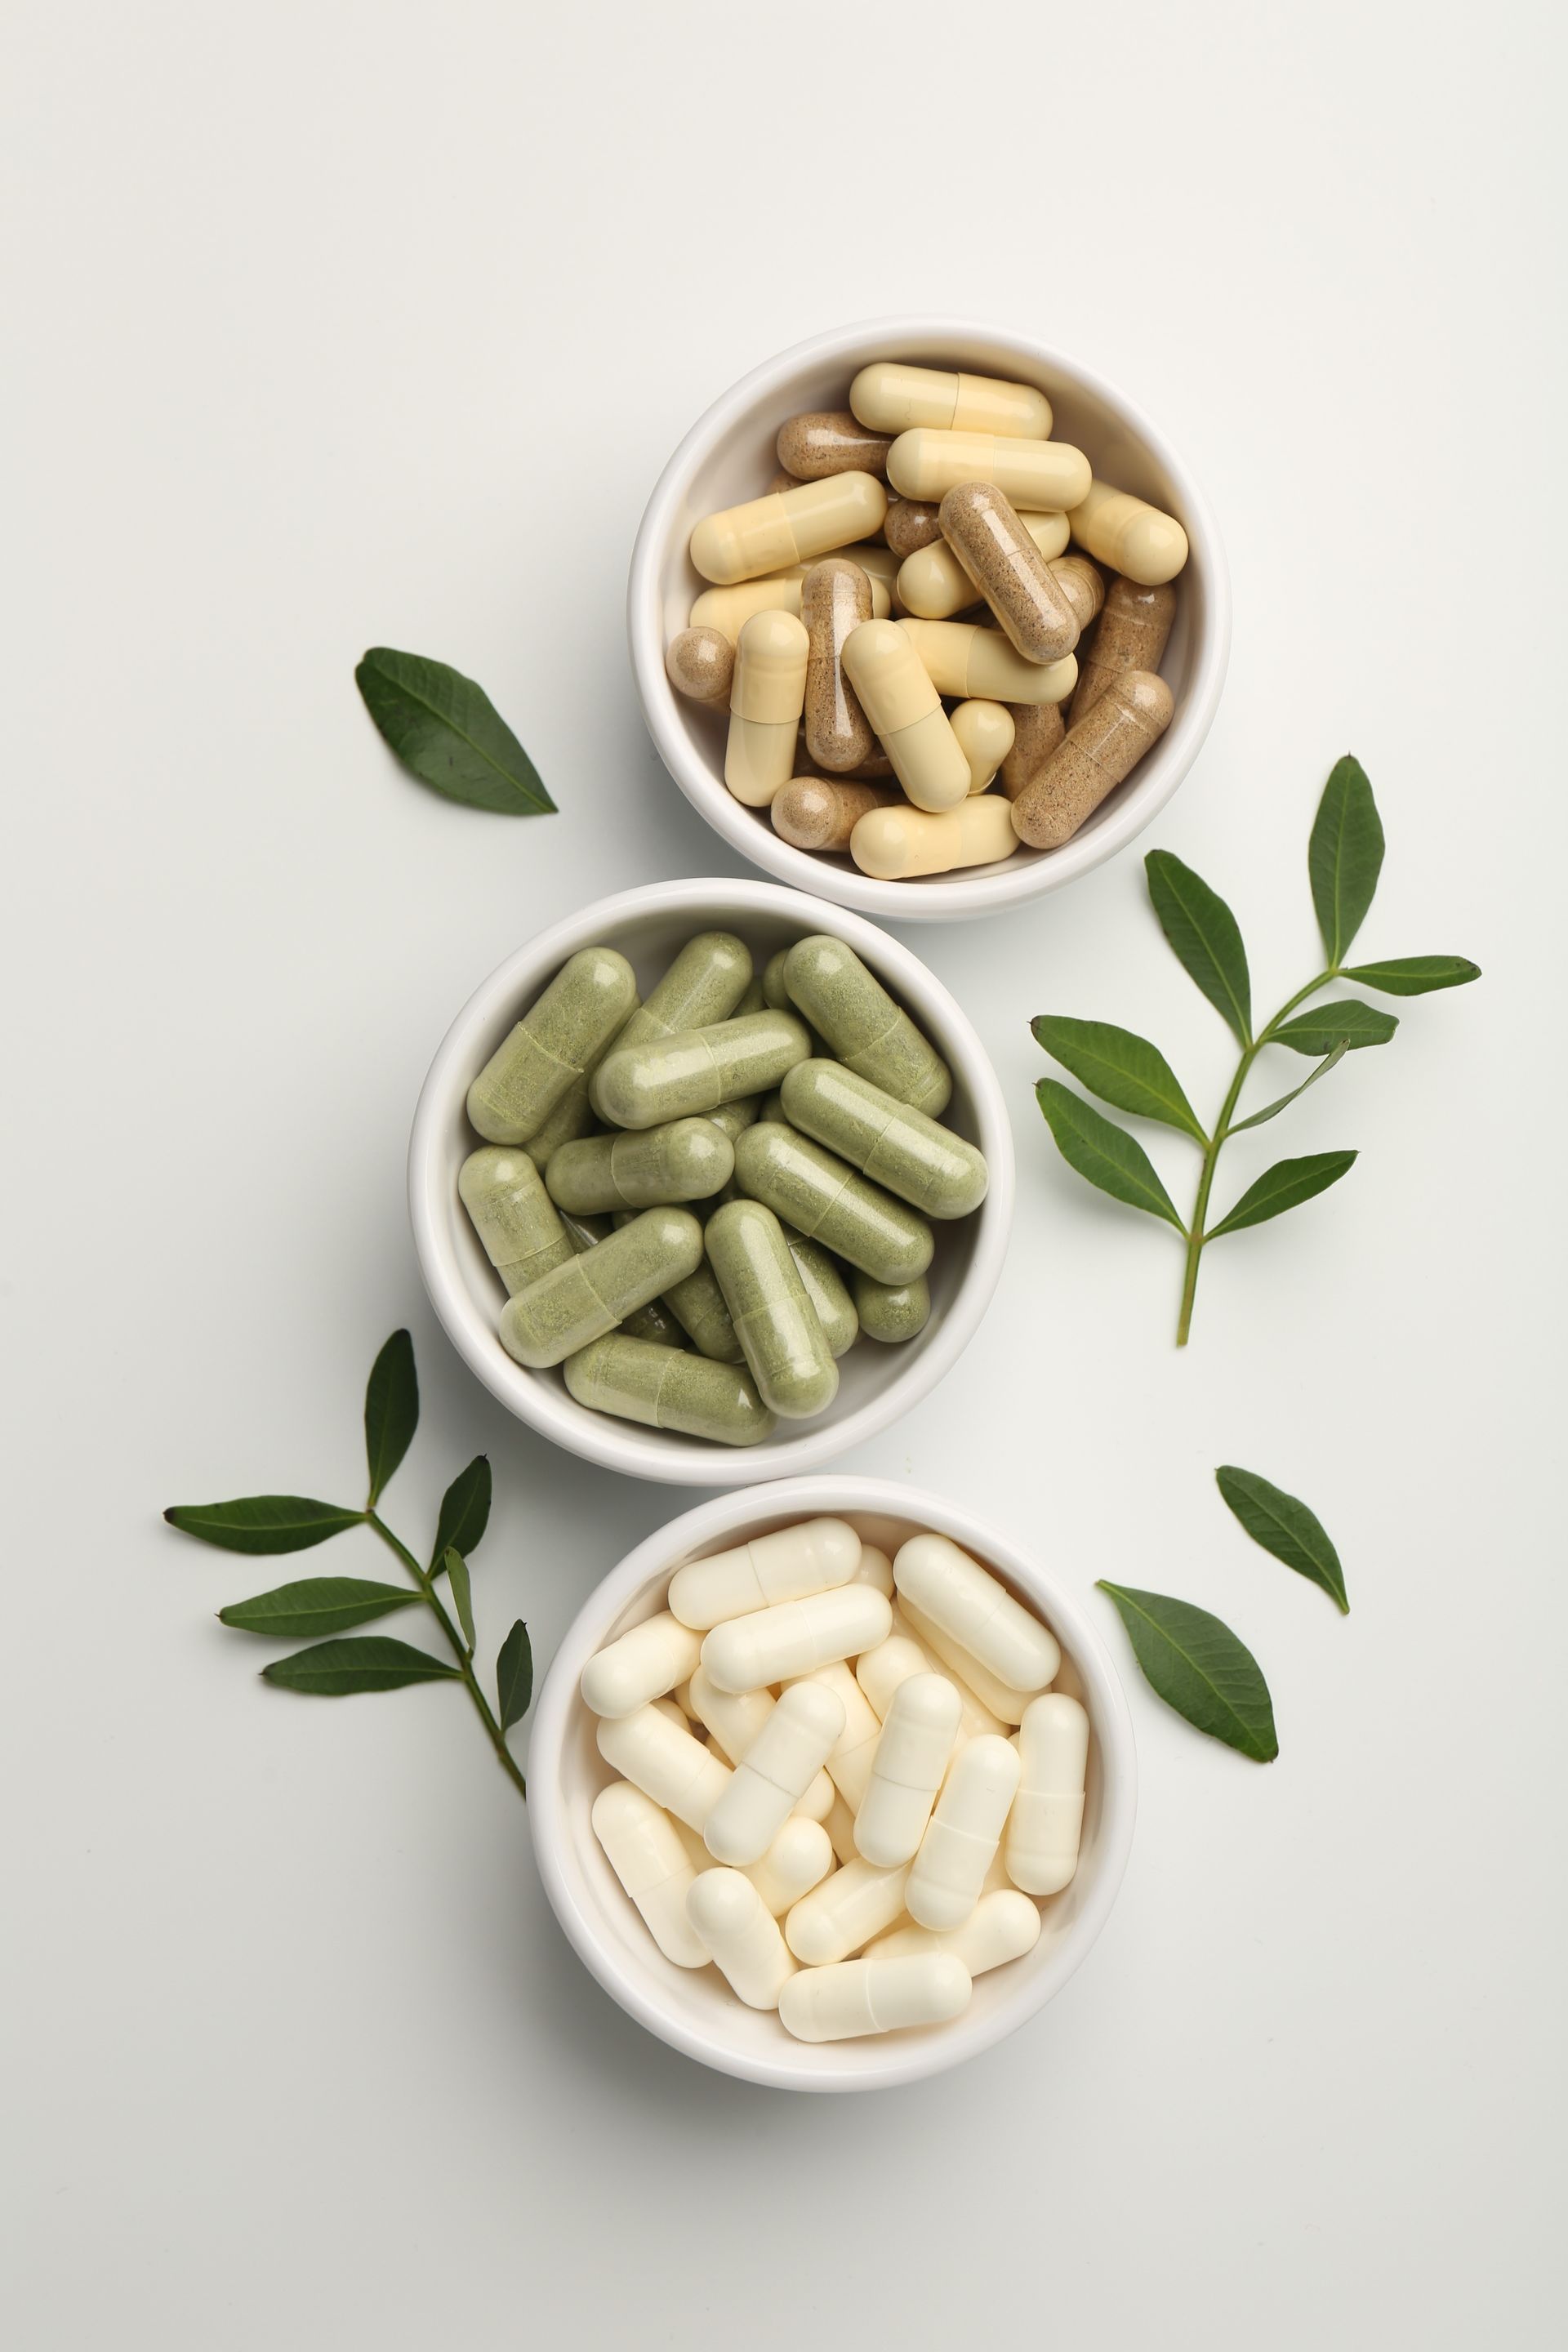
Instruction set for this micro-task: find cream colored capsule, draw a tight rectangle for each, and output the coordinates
[999,701,1066,796]
[1006,1692,1089,1895]
[591,1783,709,1968]
[906,1734,1022,1931]
[771,773,899,853]
[690,568,890,640]
[850,361,1051,441]
[1010,670,1174,849]
[895,1531,1060,1692]
[855,1673,961,1866]
[853,1544,895,1597]
[665,626,734,706]
[788,1659,885,1811]
[703,1682,846,1866]
[856,1631,1004,1744]
[1071,576,1177,720]
[950,699,1015,795]
[840,618,970,813]
[1050,553,1107,635]
[596,1703,730,1833]
[685,1664,774,1759]
[673,1812,832,1916]
[579,1609,704,1720]
[725,609,808,808]
[779,1951,971,2042]
[897,617,1076,706]
[701,1584,893,1694]
[851,795,1018,882]
[784,1855,911,1964]
[690,474,889,586]
[888,429,1091,511]
[822,1789,859,1865]
[869,1888,1043,1976]
[686,1869,797,2008]
[894,1593,1040,1729]
[898,509,1070,620]
[669,1516,862,1630]
[1067,479,1188,586]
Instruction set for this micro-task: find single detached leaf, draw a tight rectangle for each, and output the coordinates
[497,1619,533,1731]
[1036,1080,1185,1230]
[219,1576,422,1637]
[1272,998,1398,1054]
[364,1329,418,1504]
[1339,955,1481,996]
[445,1549,476,1653]
[1097,1581,1278,1761]
[355,648,555,817]
[262,1636,461,1695]
[164,1496,364,1555]
[1230,1040,1348,1132]
[1309,755,1384,964]
[1216,1467,1349,1613]
[1207,1149,1356,1238]
[1145,850,1252,1045]
[1031,1016,1205,1139]
[432,1454,492,1571]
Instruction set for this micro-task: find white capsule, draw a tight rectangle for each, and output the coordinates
[853,1544,895,1597]
[580,1610,704,1719]
[894,1594,1036,1726]
[701,1584,892,1695]
[674,1813,832,1917]
[686,1667,834,1818]
[650,1695,688,1732]
[669,1517,862,1630]
[595,1704,730,1832]
[906,1734,1022,1930]
[590,1782,709,1969]
[686,1869,798,2009]
[854,1673,961,1866]
[786,1659,885,1811]
[822,1789,860,1866]
[858,1626,1006,1743]
[778,1952,972,2042]
[703,1682,845,1865]
[869,1889,1043,1976]
[785,1855,911,1963]
[1007,1692,1089,1895]
[894,1532,1059,1694]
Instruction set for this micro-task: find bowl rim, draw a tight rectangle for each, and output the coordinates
[626,311,1232,923]
[528,1473,1139,2091]
[408,879,1015,1487]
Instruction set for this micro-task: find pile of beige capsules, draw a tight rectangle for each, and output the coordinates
[586,1518,1089,2042]
[664,359,1187,880]
[461,930,987,1446]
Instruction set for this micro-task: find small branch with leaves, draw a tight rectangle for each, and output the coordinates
[164,1331,532,1802]
[1034,755,1480,1344]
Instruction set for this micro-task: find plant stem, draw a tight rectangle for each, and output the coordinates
[367,1509,528,1803]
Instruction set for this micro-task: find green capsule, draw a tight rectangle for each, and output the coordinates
[782,936,951,1116]
[612,1209,743,1362]
[564,1334,775,1446]
[853,1269,932,1344]
[593,1009,811,1130]
[559,1209,680,1345]
[779,1223,859,1357]
[545,1118,733,1215]
[757,1089,789,1126]
[732,975,768,1018]
[707,1095,762,1143]
[458,1147,572,1296]
[706,1199,840,1421]
[498,1207,703,1369]
[781,1060,987,1219]
[733,1122,934,1285]
[587,933,752,1118]
[468,947,638,1145]
[761,948,793,1010]
[523,995,642,1169]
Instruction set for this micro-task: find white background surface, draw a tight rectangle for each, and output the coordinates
[4,4,1562,2343]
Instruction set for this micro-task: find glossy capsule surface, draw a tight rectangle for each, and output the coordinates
[690,473,889,586]
[896,617,1076,707]
[734,1122,934,1286]
[840,619,970,813]
[665,625,733,706]
[1071,576,1177,720]
[1007,1691,1090,1894]
[1067,479,1189,586]
[703,1682,846,1866]
[870,1888,1042,1976]
[591,1783,708,1968]
[580,1609,704,1719]
[564,1334,773,1443]
[850,361,1051,440]
[1009,670,1174,849]
[558,1210,679,1345]
[670,1517,862,1629]
[686,1869,797,2009]
[894,1532,1060,1693]
[784,1854,911,1965]
[701,1584,893,1695]
[999,701,1067,797]
[593,1009,812,1129]
[895,1593,1036,1726]
[466,947,638,1145]
[689,566,891,639]
[771,773,898,853]
[499,1207,704,1367]
[459,1146,572,1295]
[782,936,951,1116]
[706,1199,840,1421]
[725,609,808,807]
[545,1118,733,1215]
[851,795,1018,882]
[780,1223,858,1356]
[776,408,893,480]
[780,1061,987,1219]
[854,1672,961,1865]
[778,1951,972,2042]
[950,699,1014,795]
[801,558,876,773]
[853,1270,931,1343]
[596,1701,730,1833]
[938,481,1080,662]
[906,1733,1022,1930]
[897,508,1070,621]
[882,497,942,558]
[888,429,1090,510]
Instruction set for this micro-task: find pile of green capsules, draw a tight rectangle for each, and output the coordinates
[460,931,990,1446]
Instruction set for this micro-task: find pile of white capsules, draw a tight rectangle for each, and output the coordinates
[585,1518,1089,2044]
[461,929,987,1446]
[663,358,1188,881]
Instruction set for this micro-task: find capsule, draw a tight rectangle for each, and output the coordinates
[784,1855,911,1964]
[619,932,755,1051]
[850,361,1052,441]
[545,1119,734,1216]
[892,1595,1034,1726]
[888,430,1090,512]
[800,559,876,773]
[854,1673,961,1865]
[840,619,970,813]
[558,1210,680,1345]
[1049,552,1107,635]
[882,497,942,558]
[564,1332,769,1443]
[459,1147,572,1295]
[678,1813,833,1916]
[665,625,734,707]
[789,1660,886,1811]
[670,1516,862,1630]
[499,1207,702,1368]
[998,702,1067,797]
[701,1583,893,1695]
[776,409,893,481]
[594,1009,812,1131]
[466,947,638,1145]
[781,1223,858,1356]
[1010,670,1174,850]
[896,617,1076,706]
[596,1702,731,1832]
[906,1734,1022,1931]
[1007,1692,1089,1895]
[894,1532,1059,1695]
[661,1257,744,1363]
[1071,575,1177,720]
[580,1609,705,1720]
[703,1682,846,1865]
[685,1664,775,1757]
[734,1122,934,1286]
[853,1270,931,1343]
[851,795,1018,881]
[690,567,891,639]
[897,509,1071,621]
[856,1631,1004,1745]
[686,1869,797,2008]
[950,699,1015,795]
[853,1544,896,1597]
[780,1061,987,1220]
[690,473,889,586]
[938,482,1080,663]
[869,1888,1043,1976]
[706,1095,761,1144]
[782,935,951,1116]
[591,1783,709,1968]
[1067,479,1189,586]
[760,948,791,1010]
[725,610,808,807]
[822,1790,859,1866]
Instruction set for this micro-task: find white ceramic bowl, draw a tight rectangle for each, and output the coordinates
[628,314,1230,922]
[408,881,1013,1486]
[529,1476,1137,2091]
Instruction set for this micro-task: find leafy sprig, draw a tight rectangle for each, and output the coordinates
[1034,756,1480,1343]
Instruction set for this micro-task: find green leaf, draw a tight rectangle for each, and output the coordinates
[262,1636,461,1695]
[1036,1080,1185,1231]
[1031,1016,1205,1139]
[1145,850,1252,1045]
[497,1619,533,1731]
[1339,956,1481,996]
[1097,1582,1278,1761]
[164,1496,364,1555]
[1230,1040,1348,1132]
[364,1329,418,1504]
[1207,1150,1357,1238]
[1272,999,1398,1054]
[1308,755,1384,964]
[445,1549,476,1653]
[1215,1467,1349,1613]
[219,1576,422,1637]
[355,648,555,817]
[432,1455,492,1571]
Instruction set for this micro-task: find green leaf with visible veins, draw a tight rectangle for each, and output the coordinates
[1230,1040,1348,1132]
[1216,1467,1349,1612]
[364,1330,418,1505]
[1036,1080,1185,1230]
[1339,955,1481,996]
[431,1455,491,1572]
[1272,999,1397,1054]
[1308,755,1384,964]
[497,1620,533,1731]
[1031,1016,1206,1139]
[262,1637,461,1695]
[163,1496,364,1555]
[356,648,555,816]
[1208,1150,1357,1237]
[1145,851,1253,1045]
[1097,1582,1278,1760]
[219,1576,421,1637]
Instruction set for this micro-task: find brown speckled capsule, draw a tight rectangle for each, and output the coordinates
[771,773,900,853]
[938,482,1080,664]
[1049,555,1106,635]
[883,499,942,559]
[998,702,1066,799]
[777,411,893,482]
[1071,577,1177,721]
[666,626,734,707]
[1009,672,1174,849]
[763,468,800,496]
[801,559,876,773]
